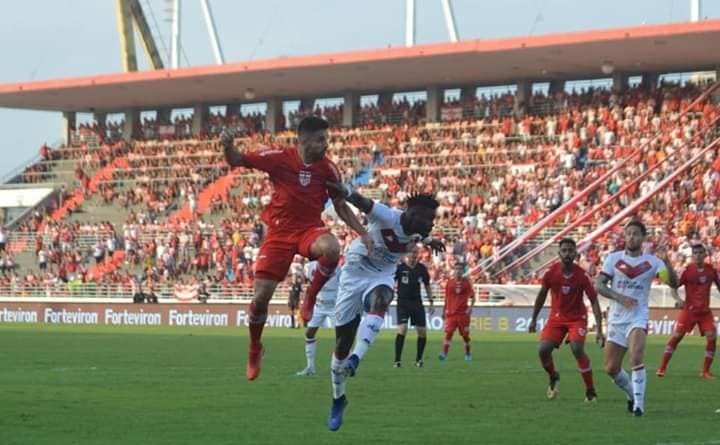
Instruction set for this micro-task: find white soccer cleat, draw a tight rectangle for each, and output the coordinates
[295,367,316,377]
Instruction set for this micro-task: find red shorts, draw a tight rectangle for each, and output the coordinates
[254,226,329,282]
[540,318,588,345]
[675,309,716,335]
[444,314,470,336]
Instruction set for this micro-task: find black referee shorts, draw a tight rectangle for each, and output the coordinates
[396,303,427,328]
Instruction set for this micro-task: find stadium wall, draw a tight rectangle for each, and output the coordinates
[0,302,716,336]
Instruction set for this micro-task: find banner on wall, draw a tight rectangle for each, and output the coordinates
[0,302,717,335]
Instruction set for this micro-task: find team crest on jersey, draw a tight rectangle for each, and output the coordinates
[561,285,571,295]
[299,170,312,187]
[699,275,708,284]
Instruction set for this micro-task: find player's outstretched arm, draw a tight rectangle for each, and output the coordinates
[594,274,635,309]
[528,286,548,333]
[332,197,374,255]
[326,181,373,214]
[220,129,247,168]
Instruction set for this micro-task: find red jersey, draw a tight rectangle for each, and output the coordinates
[679,263,718,313]
[541,263,597,320]
[444,278,474,316]
[244,147,341,231]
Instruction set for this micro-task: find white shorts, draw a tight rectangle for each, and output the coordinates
[607,319,648,348]
[308,303,335,329]
[335,265,394,327]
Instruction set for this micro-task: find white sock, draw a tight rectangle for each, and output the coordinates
[632,365,646,412]
[331,354,347,399]
[611,369,634,400]
[305,337,317,370]
[351,313,384,360]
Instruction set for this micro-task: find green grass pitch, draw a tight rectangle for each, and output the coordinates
[0,324,718,445]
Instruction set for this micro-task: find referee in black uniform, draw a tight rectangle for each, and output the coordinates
[394,246,433,367]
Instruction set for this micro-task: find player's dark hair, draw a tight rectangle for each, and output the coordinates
[691,243,706,251]
[297,116,329,135]
[406,193,439,211]
[624,220,647,236]
[559,238,576,248]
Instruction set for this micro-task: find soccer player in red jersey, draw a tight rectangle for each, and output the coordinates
[222,116,372,380]
[439,262,475,361]
[529,238,605,402]
[657,243,719,379]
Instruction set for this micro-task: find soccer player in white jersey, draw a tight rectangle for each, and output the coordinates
[323,183,444,431]
[594,220,678,417]
[296,260,341,376]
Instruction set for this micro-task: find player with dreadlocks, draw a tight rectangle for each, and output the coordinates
[322,182,444,431]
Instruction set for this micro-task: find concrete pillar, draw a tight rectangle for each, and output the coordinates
[641,73,659,91]
[123,109,138,141]
[62,111,76,146]
[514,80,532,116]
[460,86,476,102]
[192,104,209,136]
[265,98,282,133]
[549,79,565,95]
[612,72,628,94]
[157,108,172,125]
[300,98,315,113]
[342,93,358,127]
[426,86,442,122]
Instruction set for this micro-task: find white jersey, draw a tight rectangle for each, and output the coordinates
[601,251,667,324]
[305,261,340,307]
[344,202,422,276]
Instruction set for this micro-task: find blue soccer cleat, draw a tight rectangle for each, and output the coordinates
[328,395,348,431]
[464,354,472,361]
[343,354,360,377]
[438,352,447,361]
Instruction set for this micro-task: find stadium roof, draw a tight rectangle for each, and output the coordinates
[1,20,720,113]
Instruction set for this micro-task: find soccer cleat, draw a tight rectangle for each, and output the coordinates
[584,388,598,403]
[700,371,715,380]
[633,407,644,417]
[393,361,401,368]
[343,354,360,377]
[415,360,424,368]
[438,352,447,361]
[295,367,316,377]
[464,354,472,361]
[627,399,635,413]
[656,368,666,377]
[246,344,264,381]
[327,395,348,432]
[546,372,560,400]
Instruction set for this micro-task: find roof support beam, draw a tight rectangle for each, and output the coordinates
[115,0,138,72]
[128,0,165,69]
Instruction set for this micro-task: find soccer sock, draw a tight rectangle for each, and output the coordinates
[331,354,347,399]
[305,337,317,369]
[576,354,594,390]
[351,312,384,360]
[442,333,452,355]
[394,334,405,362]
[659,336,681,370]
[703,338,716,373]
[631,365,646,412]
[540,355,556,377]
[462,335,471,355]
[302,256,338,317]
[248,301,267,349]
[416,336,427,362]
[611,369,634,400]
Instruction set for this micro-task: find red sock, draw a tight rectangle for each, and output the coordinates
[248,301,267,349]
[443,333,452,354]
[301,256,338,318]
[462,335,471,355]
[541,355,556,377]
[659,335,682,370]
[704,338,716,373]
[576,354,594,390]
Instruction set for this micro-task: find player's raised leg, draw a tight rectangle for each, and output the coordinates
[657,331,684,377]
[604,340,634,413]
[344,285,394,376]
[328,315,360,431]
[301,232,340,322]
[627,328,647,416]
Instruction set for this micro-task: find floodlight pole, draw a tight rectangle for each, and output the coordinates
[405,0,415,47]
[171,0,181,68]
[200,0,225,64]
[441,0,459,42]
[690,0,701,22]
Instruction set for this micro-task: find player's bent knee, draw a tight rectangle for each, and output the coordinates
[314,234,340,260]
